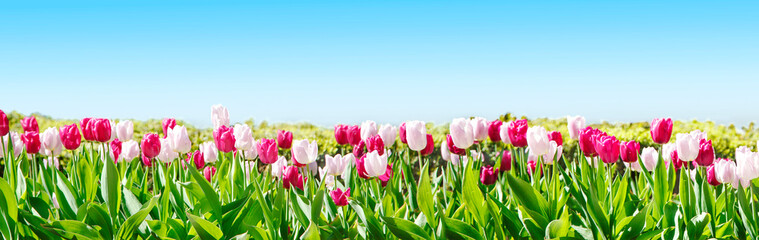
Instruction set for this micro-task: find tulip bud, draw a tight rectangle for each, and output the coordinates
[141,133,161,159]
[162,118,176,139]
[379,164,393,187]
[21,131,41,154]
[480,166,497,185]
[115,120,134,141]
[80,118,94,141]
[121,140,140,162]
[41,127,63,156]
[640,147,657,171]
[0,109,9,137]
[500,150,512,172]
[399,122,408,144]
[110,139,122,162]
[90,118,112,143]
[204,166,217,182]
[292,139,318,165]
[595,135,620,164]
[21,116,39,133]
[364,151,388,178]
[619,141,640,163]
[334,124,349,145]
[547,131,563,146]
[347,125,361,146]
[670,150,683,170]
[526,126,550,155]
[470,117,488,142]
[650,118,673,144]
[257,138,278,164]
[567,116,586,140]
[446,134,465,155]
[142,156,152,167]
[157,138,178,163]
[211,104,229,129]
[527,159,538,176]
[360,120,377,141]
[695,139,715,166]
[488,120,503,142]
[365,135,385,155]
[507,119,528,148]
[420,134,434,156]
[330,188,350,206]
[213,125,236,153]
[450,118,474,149]
[405,121,427,151]
[187,150,205,170]
[277,130,293,149]
[378,124,397,148]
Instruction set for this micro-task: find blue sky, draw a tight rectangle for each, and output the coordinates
[2,1,758,128]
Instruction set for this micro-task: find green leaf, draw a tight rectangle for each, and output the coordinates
[506,173,549,227]
[686,213,710,240]
[47,220,102,240]
[188,164,222,223]
[116,196,158,239]
[461,158,489,226]
[188,212,224,240]
[442,217,484,240]
[0,177,18,222]
[100,157,122,223]
[311,189,324,222]
[545,218,570,238]
[382,215,431,240]
[85,204,114,240]
[416,162,437,229]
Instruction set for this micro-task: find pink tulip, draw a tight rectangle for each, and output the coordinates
[334,124,349,145]
[670,150,683,170]
[282,166,305,190]
[547,131,563,146]
[695,139,715,166]
[141,133,161,159]
[142,155,152,167]
[204,166,217,182]
[480,166,497,185]
[366,135,385,155]
[187,150,205,170]
[620,141,640,163]
[566,116,586,140]
[330,188,350,206]
[81,118,94,141]
[379,164,393,187]
[507,119,528,147]
[356,154,370,179]
[488,120,503,142]
[257,138,278,164]
[595,135,620,164]
[21,131,41,154]
[21,116,39,133]
[277,130,293,149]
[500,150,512,172]
[420,134,434,156]
[162,118,176,139]
[353,140,366,159]
[706,165,720,186]
[213,125,236,153]
[110,139,122,162]
[90,118,112,143]
[399,122,407,144]
[446,134,465,155]
[0,109,8,137]
[650,118,673,144]
[578,127,606,157]
[347,125,361,146]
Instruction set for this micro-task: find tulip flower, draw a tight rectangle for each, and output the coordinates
[578,127,605,157]
[488,120,503,142]
[187,150,205,170]
[271,156,287,178]
[735,146,759,187]
[650,118,673,144]
[360,120,377,141]
[706,165,720,186]
[620,141,640,163]
[21,116,39,133]
[41,127,63,156]
[670,150,684,170]
[211,104,229,129]
[378,124,397,148]
[450,118,474,149]
[499,122,511,144]
[121,140,140,162]
[233,124,254,151]
[364,151,388,178]
[446,134,465,155]
[168,125,191,153]
[676,133,699,162]
[334,124,349,145]
[470,117,488,142]
[292,139,318,165]
[547,131,563,146]
[277,130,293,149]
[695,139,715,166]
[500,150,512,172]
[405,121,427,151]
[161,118,176,139]
[480,166,497,185]
[141,133,161,159]
[640,147,657,171]
[80,118,94,141]
[213,125,236,153]
[243,141,258,160]
[690,130,707,141]
[441,139,452,161]
[325,153,352,176]
[379,164,393,187]
[353,140,366,159]
[714,158,737,185]
[142,156,152,167]
[257,138,278,164]
[507,119,528,147]
[90,118,111,143]
[330,188,350,206]
[21,131,41,154]
[527,159,538,176]
[115,120,133,141]
[0,109,8,137]
[526,126,550,155]
[199,141,218,163]
[540,141,561,165]
[594,135,620,164]
[399,122,408,144]
[365,135,385,155]
[108,120,117,142]
[157,138,178,163]
[567,116,586,140]
[110,139,122,162]
[420,134,434,156]
[204,166,217,182]
[282,166,305,190]
[347,125,361,146]
[1,132,24,158]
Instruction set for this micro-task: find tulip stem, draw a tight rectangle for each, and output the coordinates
[418,151,423,177]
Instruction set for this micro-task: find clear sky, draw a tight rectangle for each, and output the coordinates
[2,1,758,128]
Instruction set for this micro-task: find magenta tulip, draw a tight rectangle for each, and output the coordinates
[213,125,236,153]
[353,140,366,159]
[110,139,122,162]
[706,165,720,186]
[142,155,152,167]
[578,127,605,157]
[420,134,434,156]
[695,139,715,166]
[355,154,370,179]
[595,135,620,164]
[21,132,41,154]
[330,188,351,206]
[186,150,205,170]
[90,118,112,143]
[162,118,176,139]
[500,150,512,172]
[141,133,161,159]
[282,166,305,190]
[507,119,528,147]
[20,116,39,133]
[80,118,94,141]
[0,109,8,136]
[399,122,407,144]
[446,134,465,155]
[671,150,683,170]
[650,118,673,144]
[488,120,503,142]
[480,166,497,185]
[379,164,393,187]
[257,138,278,164]
[366,135,385,155]
[59,124,82,150]
[204,166,217,182]
[547,131,563,146]
[347,125,361,146]
[620,141,640,163]
[334,124,349,145]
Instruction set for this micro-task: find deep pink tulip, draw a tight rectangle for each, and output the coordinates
[330,188,351,206]
[141,133,161,159]
[81,118,94,141]
[446,134,465,155]
[59,124,82,150]
[695,139,715,167]
[110,139,122,162]
[334,124,349,145]
[204,166,217,182]
[347,125,361,146]
[488,120,503,142]
[277,130,293,149]
[507,119,528,147]
[21,132,41,154]
[353,140,366,159]
[547,131,563,146]
[706,165,720,186]
[527,159,538,176]
[366,135,385,155]
[420,134,434,156]
[650,118,673,144]
[90,118,112,143]
[162,118,176,139]
[282,166,305,190]
[379,164,393,187]
[142,156,152,167]
[257,138,278,164]
[187,150,205,170]
[500,150,512,172]
[399,122,407,144]
[355,154,370,179]
[620,141,640,163]
[213,125,236,153]
[671,150,683,170]
[578,127,605,157]
[595,135,620,164]
[480,166,497,185]
[0,109,8,136]
[21,116,39,133]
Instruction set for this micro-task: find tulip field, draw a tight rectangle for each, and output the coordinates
[3,107,759,240]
